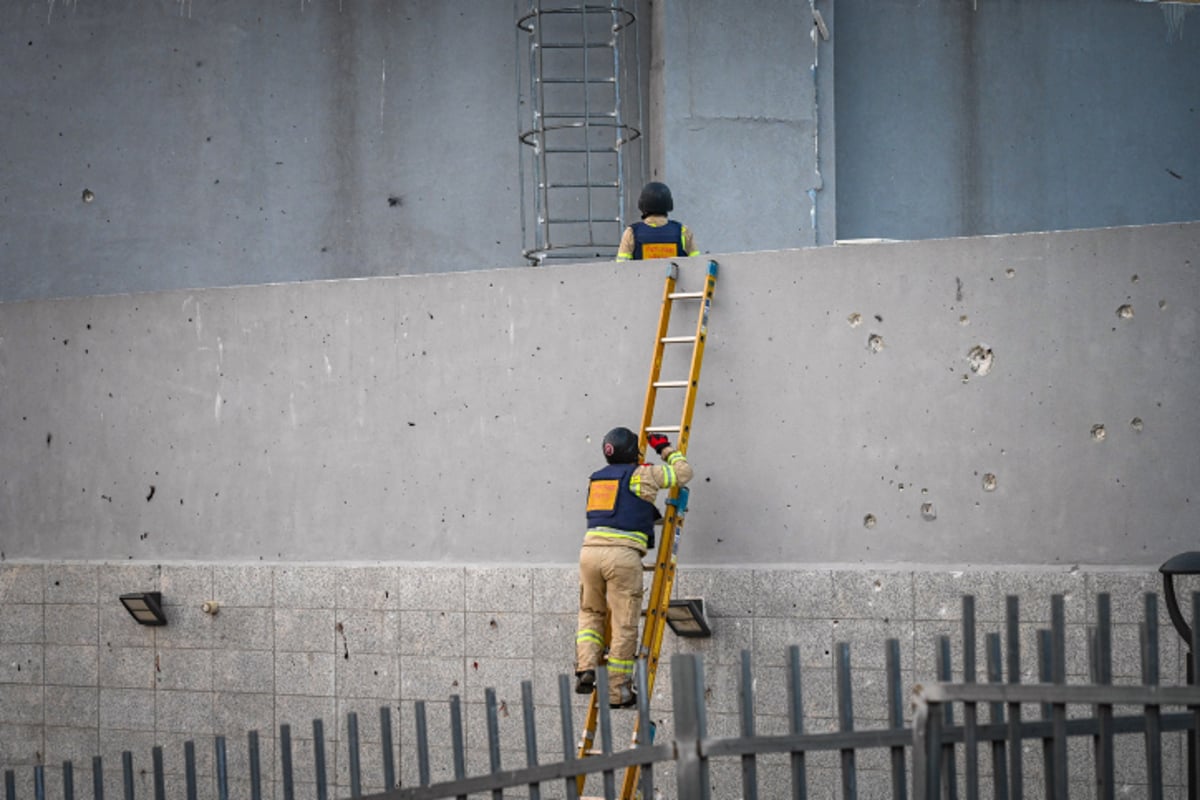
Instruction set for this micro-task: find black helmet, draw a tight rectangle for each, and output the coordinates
[637,182,673,217]
[602,427,640,464]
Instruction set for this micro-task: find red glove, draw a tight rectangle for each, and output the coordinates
[647,433,670,455]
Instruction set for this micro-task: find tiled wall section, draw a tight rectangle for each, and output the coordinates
[0,563,1193,799]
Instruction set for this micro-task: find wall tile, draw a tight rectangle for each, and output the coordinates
[397,567,464,611]
[45,604,98,646]
[213,565,275,607]
[0,604,44,645]
[44,644,98,686]
[275,651,335,697]
[43,686,98,728]
[465,567,532,613]
[276,608,335,654]
[0,643,43,684]
[0,565,43,604]
[274,567,338,609]
[335,566,400,611]
[753,570,833,618]
[45,565,99,605]
[98,688,155,731]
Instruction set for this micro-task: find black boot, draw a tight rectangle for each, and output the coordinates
[574,670,596,694]
[609,685,637,709]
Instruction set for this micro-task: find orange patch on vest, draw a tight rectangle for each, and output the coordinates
[641,242,677,260]
[586,479,620,511]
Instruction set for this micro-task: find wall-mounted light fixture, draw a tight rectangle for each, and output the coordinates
[1159,551,1199,800]
[665,598,712,638]
[120,592,167,626]
[1160,551,1200,646]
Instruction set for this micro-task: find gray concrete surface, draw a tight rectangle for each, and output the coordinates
[3,223,1197,567]
[4,2,1197,302]
[833,0,1200,242]
[0,1,526,302]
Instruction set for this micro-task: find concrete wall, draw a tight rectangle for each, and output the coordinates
[0,1,527,302]
[832,0,1200,241]
[5,2,1197,302]
[3,223,1198,566]
[652,0,834,251]
[2,223,1199,794]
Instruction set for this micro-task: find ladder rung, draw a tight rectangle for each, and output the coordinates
[645,425,681,433]
[542,112,618,120]
[653,380,689,388]
[537,42,614,50]
[661,335,697,344]
[539,78,616,85]
[668,291,706,299]
[545,217,620,224]
[545,147,619,154]
[546,181,620,189]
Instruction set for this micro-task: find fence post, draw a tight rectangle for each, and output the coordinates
[787,644,807,799]
[672,653,710,800]
[836,642,858,800]
[739,650,758,800]
[885,639,907,800]
[379,707,395,793]
[1005,596,1024,800]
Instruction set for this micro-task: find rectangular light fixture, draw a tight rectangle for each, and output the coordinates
[666,598,712,638]
[120,592,167,626]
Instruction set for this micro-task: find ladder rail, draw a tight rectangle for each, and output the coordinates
[619,260,716,798]
[574,260,718,799]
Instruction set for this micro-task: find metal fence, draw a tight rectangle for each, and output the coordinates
[4,592,1198,800]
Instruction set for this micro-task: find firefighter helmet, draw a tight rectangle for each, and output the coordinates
[637,182,674,216]
[602,427,640,464]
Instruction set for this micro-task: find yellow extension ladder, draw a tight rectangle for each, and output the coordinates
[577,259,719,799]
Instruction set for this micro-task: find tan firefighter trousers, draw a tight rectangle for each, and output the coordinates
[576,543,644,703]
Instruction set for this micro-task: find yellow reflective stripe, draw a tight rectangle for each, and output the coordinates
[607,658,635,675]
[617,252,633,260]
[682,224,699,256]
[585,527,649,547]
[629,474,642,494]
[666,451,685,464]
[577,629,604,645]
[660,465,676,488]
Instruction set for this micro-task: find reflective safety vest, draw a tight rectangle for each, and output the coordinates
[585,462,659,549]
[630,220,685,260]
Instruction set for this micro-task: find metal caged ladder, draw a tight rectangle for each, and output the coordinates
[516,1,644,265]
[576,260,719,800]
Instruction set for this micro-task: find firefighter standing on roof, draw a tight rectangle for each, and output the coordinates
[617,182,700,261]
[575,426,693,708]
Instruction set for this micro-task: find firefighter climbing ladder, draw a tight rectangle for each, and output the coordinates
[576,259,719,799]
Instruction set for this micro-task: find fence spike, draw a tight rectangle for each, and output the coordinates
[787,644,807,800]
[414,700,431,789]
[248,730,263,800]
[739,649,759,800]
[152,746,165,800]
[348,711,362,799]
[214,736,229,800]
[520,680,542,800]
[379,707,395,792]
[280,723,295,800]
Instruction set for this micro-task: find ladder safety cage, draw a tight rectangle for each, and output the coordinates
[574,259,719,799]
[516,1,645,265]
